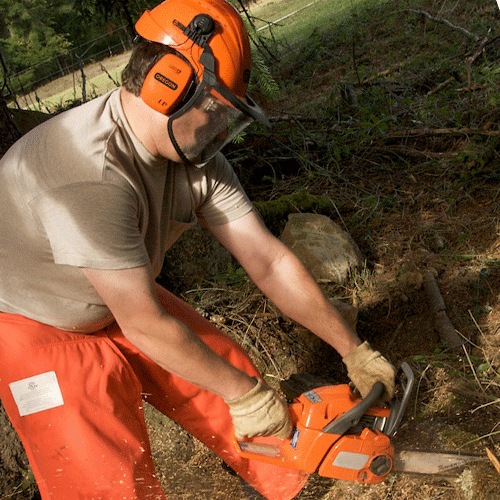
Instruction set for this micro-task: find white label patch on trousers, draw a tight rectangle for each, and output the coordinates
[9,371,64,416]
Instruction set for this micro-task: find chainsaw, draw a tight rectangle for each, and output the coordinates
[232,362,485,484]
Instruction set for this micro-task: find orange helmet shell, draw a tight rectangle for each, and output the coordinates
[135,0,252,99]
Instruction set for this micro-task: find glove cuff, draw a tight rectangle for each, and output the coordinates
[343,341,380,371]
[224,377,266,412]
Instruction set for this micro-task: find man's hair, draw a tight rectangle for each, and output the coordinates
[122,39,174,96]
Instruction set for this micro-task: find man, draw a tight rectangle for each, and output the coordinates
[0,0,395,499]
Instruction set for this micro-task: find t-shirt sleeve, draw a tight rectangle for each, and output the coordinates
[29,182,151,269]
[196,154,254,226]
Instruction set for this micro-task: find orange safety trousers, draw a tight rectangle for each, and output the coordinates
[0,285,307,500]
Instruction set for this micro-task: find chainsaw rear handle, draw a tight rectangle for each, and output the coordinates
[322,361,414,437]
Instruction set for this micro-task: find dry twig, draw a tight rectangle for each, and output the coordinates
[406,9,481,42]
[486,447,500,475]
[426,77,456,96]
[386,127,500,138]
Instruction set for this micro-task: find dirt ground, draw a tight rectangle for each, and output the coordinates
[143,182,500,500]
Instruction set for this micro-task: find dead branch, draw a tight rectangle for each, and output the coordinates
[370,144,459,160]
[385,127,500,138]
[100,63,120,87]
[466,31,500,66]
[457,83,487,93]
[406,9,481,42]
[449,386,500,405]
[423,270,464,350]
[426,76,455,96]
[269,114,322,123]
[361,64,402,84]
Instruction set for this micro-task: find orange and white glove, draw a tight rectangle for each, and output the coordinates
[225,377,292,439]
[343,341,396,402]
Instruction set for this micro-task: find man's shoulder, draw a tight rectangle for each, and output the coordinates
[203,153,235,177]
[2,90,127,191]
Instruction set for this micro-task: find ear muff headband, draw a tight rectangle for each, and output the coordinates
[141,52,195,115]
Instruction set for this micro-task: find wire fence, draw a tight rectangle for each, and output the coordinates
[1,25,133,105]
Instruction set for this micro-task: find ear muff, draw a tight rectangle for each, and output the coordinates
[141,53,195,115]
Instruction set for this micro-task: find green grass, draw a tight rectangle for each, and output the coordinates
[249,0,373,43]
[25,0,379,112]
[33,67,123,112]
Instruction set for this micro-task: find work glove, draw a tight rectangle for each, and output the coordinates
[225,377,293,440]
[342,341,396,402]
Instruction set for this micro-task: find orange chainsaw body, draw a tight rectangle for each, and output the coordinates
[233,383,396,484]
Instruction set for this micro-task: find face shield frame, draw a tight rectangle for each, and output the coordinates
[167,43,271,167]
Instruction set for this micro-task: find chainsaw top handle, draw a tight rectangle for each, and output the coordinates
[321,361,414,437]
[383,361,414,437]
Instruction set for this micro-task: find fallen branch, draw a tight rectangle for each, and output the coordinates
[406,9,481,42]
[386,127,500,138]
[361,63,402,84]
[269,114,322,123]
[466,32,500,66]
[426,76,456,96]
[457,83,487,93]
[423,270,464,350]
[449,387,500,405]
[369,144,459,160]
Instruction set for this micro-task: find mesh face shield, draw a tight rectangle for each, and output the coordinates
[168,85,253,166]
[167,45,270,167]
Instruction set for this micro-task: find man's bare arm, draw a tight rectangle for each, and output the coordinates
[80,265,256,400]
[209,210,395,400]
[209,210,362,357]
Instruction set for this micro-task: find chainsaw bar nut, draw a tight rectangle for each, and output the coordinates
[369,455,392,476]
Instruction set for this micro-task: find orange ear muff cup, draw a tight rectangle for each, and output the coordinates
[141,53,194,115]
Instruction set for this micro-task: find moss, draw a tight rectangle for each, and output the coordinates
[254,189,340,235]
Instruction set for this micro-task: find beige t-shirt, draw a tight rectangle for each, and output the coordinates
[0,89,253,332]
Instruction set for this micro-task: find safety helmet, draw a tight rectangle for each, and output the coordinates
[135,0,270,166]
[136,0,251,100]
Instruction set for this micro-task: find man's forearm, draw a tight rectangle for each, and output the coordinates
[249,247,361,358]
[121,314,256,400]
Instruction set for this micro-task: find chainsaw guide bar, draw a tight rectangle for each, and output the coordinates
[392,449,485,476]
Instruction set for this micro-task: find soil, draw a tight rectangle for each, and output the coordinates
[1,0,500,498]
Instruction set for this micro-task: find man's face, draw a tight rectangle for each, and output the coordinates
[167,87,252,166]
[171,93,229,165]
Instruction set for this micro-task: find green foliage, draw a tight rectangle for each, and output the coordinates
[73,0,150,35]
[215,262,247,285]
[249,51,280,101]
[0,0,72,73]
[0,0,76,94]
